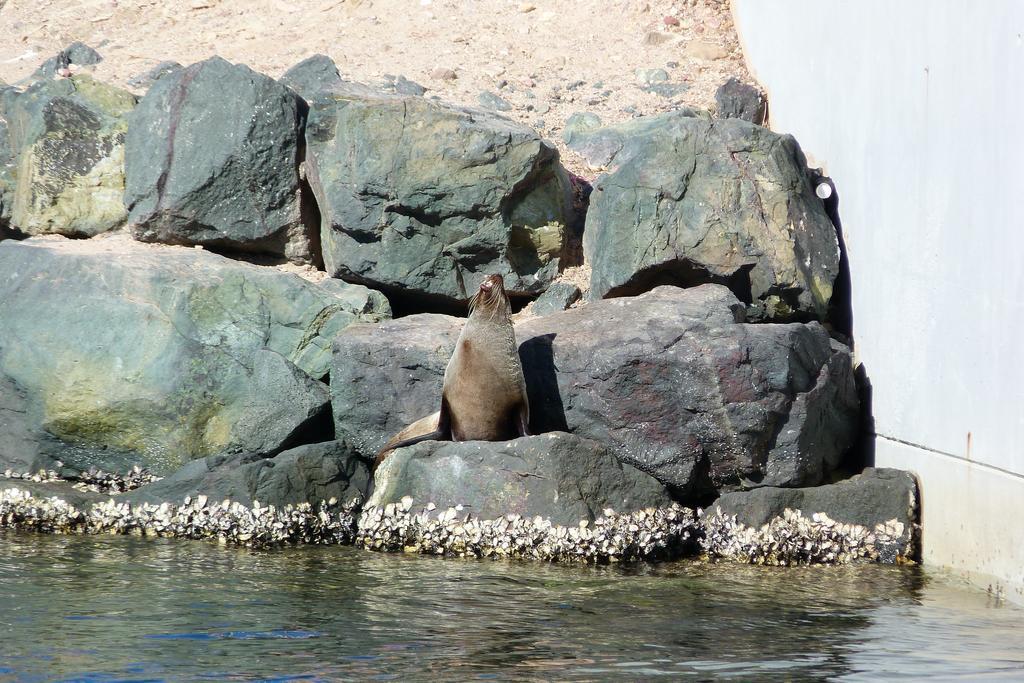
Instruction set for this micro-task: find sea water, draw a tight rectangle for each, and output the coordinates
[1,531,1022,681]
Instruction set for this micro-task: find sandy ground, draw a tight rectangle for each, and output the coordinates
[0,0,751,174]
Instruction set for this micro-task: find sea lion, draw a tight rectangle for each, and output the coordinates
[373,274,530,470]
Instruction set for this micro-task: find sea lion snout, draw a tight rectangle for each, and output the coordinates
[479,274,503,292]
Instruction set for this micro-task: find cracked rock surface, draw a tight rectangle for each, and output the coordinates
[305,84,577,306]
[575,111,839,321]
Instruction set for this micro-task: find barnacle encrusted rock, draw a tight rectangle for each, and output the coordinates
[701,508,913,566]
[701,468,921,565]
[357,500,698,563]
[369,433,672,526]
[0,480,694,561]
[0,485,362,547]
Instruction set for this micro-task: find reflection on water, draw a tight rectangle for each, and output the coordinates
[1,531,1022,681]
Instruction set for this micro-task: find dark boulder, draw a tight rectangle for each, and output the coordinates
[715,77,767,125]
[575,111,839,321]
[331,284,860,501]
[305,87,576,306]
[125,56,314,263]
[369,432,672,525]
[33,42,103,80]
[2,74,135,237]
[123,440,370,508]
[0,235,389,474]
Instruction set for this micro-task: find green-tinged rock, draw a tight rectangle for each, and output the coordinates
[3,74,135,238]
[0,235,390,474]
[305,84,576,306]
[576,112,839,321]
[369,433,672,525]
[125,57,314,263]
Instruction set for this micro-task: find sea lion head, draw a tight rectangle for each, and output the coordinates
[468,274,511,319]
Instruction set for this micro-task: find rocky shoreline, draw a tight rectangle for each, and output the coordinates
[0,44,919,568]
[0,467,917,565]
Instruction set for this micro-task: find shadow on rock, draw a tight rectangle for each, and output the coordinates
[518,332,568,434]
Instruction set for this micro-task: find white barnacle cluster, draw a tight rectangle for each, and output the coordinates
[356,498,699,563]
[700,508,912,565]
[3,468,63,484]
[2,465,162,494]
[0,487,86,533]
[72,465,163,494]
[0,487,363,548]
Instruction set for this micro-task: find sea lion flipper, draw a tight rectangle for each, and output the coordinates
[372,404,452,472]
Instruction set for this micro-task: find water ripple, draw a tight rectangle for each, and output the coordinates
[0,531,1022,682]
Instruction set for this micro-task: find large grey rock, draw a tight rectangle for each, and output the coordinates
[0,235,390,474]
[576,112,840,321]
[125,57,314,263]
[305,86,576,306]
[2,74,135,237]
[369,432,672,525]
[331,284,860,500]
[707,468,919,561]
[123,440,370,508]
